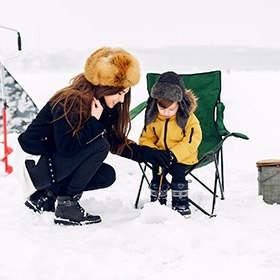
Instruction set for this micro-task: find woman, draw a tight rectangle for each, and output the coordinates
[16,47,145,226]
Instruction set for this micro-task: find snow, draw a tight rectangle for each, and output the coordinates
[1,49,280,280]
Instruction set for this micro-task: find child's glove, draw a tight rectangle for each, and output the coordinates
[143,148,177,169]
[165,150,177,166]
[161,150,177,168]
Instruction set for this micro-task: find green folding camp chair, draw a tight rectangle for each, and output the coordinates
[130,70,249,217]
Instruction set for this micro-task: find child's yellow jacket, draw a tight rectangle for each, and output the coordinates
[139,113,202,165]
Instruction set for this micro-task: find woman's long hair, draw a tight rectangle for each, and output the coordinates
[49,73,133,155]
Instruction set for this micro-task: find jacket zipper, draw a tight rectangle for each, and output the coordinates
[164,119,169,150]
[189,127,194,143]
[86,129,106,145]
[152,127,159,142]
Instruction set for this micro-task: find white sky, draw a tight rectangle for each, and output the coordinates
[1,0,280,52]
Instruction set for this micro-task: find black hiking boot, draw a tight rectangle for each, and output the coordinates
[25,189,56,213]
[54,194,101,226]
[150,181,168,205]
[171,182,191,217]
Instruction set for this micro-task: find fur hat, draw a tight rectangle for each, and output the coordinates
[84,47,140,88]
[144,71,192,130]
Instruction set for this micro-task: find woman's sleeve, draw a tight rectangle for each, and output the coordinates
[118,142,150,163]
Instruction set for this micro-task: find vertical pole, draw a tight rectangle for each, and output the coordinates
[0,62,13,174]
[2,104,8,173]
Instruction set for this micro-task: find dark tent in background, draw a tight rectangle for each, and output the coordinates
[0,66,38,134]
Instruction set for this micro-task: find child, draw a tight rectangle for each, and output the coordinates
[139,71,202,216]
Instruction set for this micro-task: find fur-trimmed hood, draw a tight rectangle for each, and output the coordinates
[144,72,198,130]
[186,89,198,115]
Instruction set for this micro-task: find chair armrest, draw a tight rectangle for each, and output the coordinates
[216,102,249,140]
[232,132,249,140]
[130,100,147,120]
[216,102,230,136]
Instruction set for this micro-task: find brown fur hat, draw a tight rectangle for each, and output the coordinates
[84,47,140,88]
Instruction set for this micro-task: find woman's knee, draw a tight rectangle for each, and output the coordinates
[105,164,116,186]
[99,163,116,187]
[85,163,116,191]
[82,138,110,167]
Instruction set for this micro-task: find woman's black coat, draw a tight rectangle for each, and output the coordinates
[18,101,144,161]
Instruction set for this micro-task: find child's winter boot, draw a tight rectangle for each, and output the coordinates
[171,181,191,217]
[25,189,56,213]
[150,181,168,205]
[54,193,101,226]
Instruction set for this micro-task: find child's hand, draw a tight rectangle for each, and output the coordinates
[91,97,103,120]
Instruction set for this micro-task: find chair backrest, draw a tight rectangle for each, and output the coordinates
[146,71,223,163]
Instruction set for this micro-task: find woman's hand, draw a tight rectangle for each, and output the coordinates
[91,97,103,120]
[143,148,177,169]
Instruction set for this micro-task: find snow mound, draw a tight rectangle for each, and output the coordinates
[138,201,185,224]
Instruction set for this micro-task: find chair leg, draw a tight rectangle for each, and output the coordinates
[139,163,150,186]
[135,163,148,209]
[135,162,218,218]
[220,147,225,197]
[189,172,218,197]
[189,198,216,218]
[216,150,225,200]
[211,155,224,215]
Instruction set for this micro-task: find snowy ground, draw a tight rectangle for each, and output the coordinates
[1,65,280,279]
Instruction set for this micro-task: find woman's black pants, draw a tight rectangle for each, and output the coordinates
[26,138,115,196]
